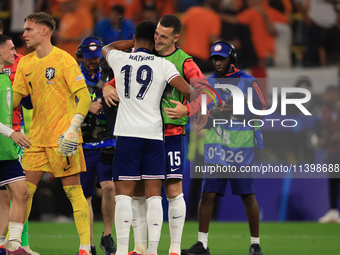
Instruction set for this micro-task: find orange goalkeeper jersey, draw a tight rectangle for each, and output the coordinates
[13,47,87,147]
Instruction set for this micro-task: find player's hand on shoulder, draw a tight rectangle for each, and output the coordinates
[89,99,103,115]
[10,132,31,150]
[164,99,188,119]
[103,85,119,107]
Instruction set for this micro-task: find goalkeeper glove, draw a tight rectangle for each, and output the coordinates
[57,114,85,157]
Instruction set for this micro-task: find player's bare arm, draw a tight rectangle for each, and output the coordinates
[164,76,193,119]
[102,39,134,61]
[164,99,188,119]
[10,132,31,149]
[0,122,31,149]
[166,58,214,120]
[103,84,119,107]
[89,100,103,115]
[164,86,200,119]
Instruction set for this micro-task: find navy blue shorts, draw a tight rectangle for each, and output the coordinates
[165,135,184,179]
[0,160,26,187]
[80,149,113,198]
[202,177,255,196]
[112,136,166,181]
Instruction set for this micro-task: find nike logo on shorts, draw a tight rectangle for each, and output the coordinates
[171,167,180,172]
[64,166,71,171]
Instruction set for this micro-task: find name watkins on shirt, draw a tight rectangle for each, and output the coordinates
[128,55,154,62]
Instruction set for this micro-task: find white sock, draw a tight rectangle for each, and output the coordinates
[3,239,9,249]
[79,244,90,254]
[132,196,147,254]
[168,193,186,254]
[198,232,208,249]
[115,195,133,255]
[8,222,23,251]
[251,237,260,245]
[146,196,163,255]
[0,236,5,245]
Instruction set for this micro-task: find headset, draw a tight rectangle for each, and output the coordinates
[211,40,237,66]
[76,36,105,59]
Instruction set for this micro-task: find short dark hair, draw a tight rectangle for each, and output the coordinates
[135,20,157,44]
[159,15,182,35]
[111,5,124,16]
[0,34,12,47]
[25,12,56,33]
[0,21,3,33]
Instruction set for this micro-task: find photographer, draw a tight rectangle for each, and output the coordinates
[77,36,116,255]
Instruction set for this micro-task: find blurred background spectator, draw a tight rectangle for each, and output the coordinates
[9,0,35,49]
[56,0,93,59]
[295,0,336,66]
[220,0,258,69]
[179,0,222,72]
[96,0,143,22]
[94,5,135,45]
[319,5,340,66]
[317,86,340,223]
[142,3,160,23]
[220,0,288,68]
[2,0,339,68]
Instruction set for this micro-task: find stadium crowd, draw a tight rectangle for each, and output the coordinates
[1,0,340,69]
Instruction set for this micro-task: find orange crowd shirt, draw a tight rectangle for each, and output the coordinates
[98,0,143,20]
[181,6,221,61]
[237,6,288,60]
[57,7,93,59]
[12,47,87,147]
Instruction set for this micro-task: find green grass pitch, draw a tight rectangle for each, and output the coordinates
[27,221,340,255]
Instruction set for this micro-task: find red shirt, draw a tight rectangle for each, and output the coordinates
[3,54,23,132]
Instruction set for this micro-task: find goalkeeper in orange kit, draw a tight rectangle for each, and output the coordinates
[11,12,92,255]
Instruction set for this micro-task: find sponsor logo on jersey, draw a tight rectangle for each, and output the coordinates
[46,67,55,80]
[76,75,84,81]
[171,167,180,172]
[3,87,11,115]
[3,68,11,77]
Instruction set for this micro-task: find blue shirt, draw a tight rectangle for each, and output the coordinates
[80,62,102,87]
[94,18,135,45]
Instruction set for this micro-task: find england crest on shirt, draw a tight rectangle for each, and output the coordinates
[46,67,55,80]
[3,68,11,77]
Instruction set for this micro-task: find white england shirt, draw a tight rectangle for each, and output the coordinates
[106,48,180,140]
